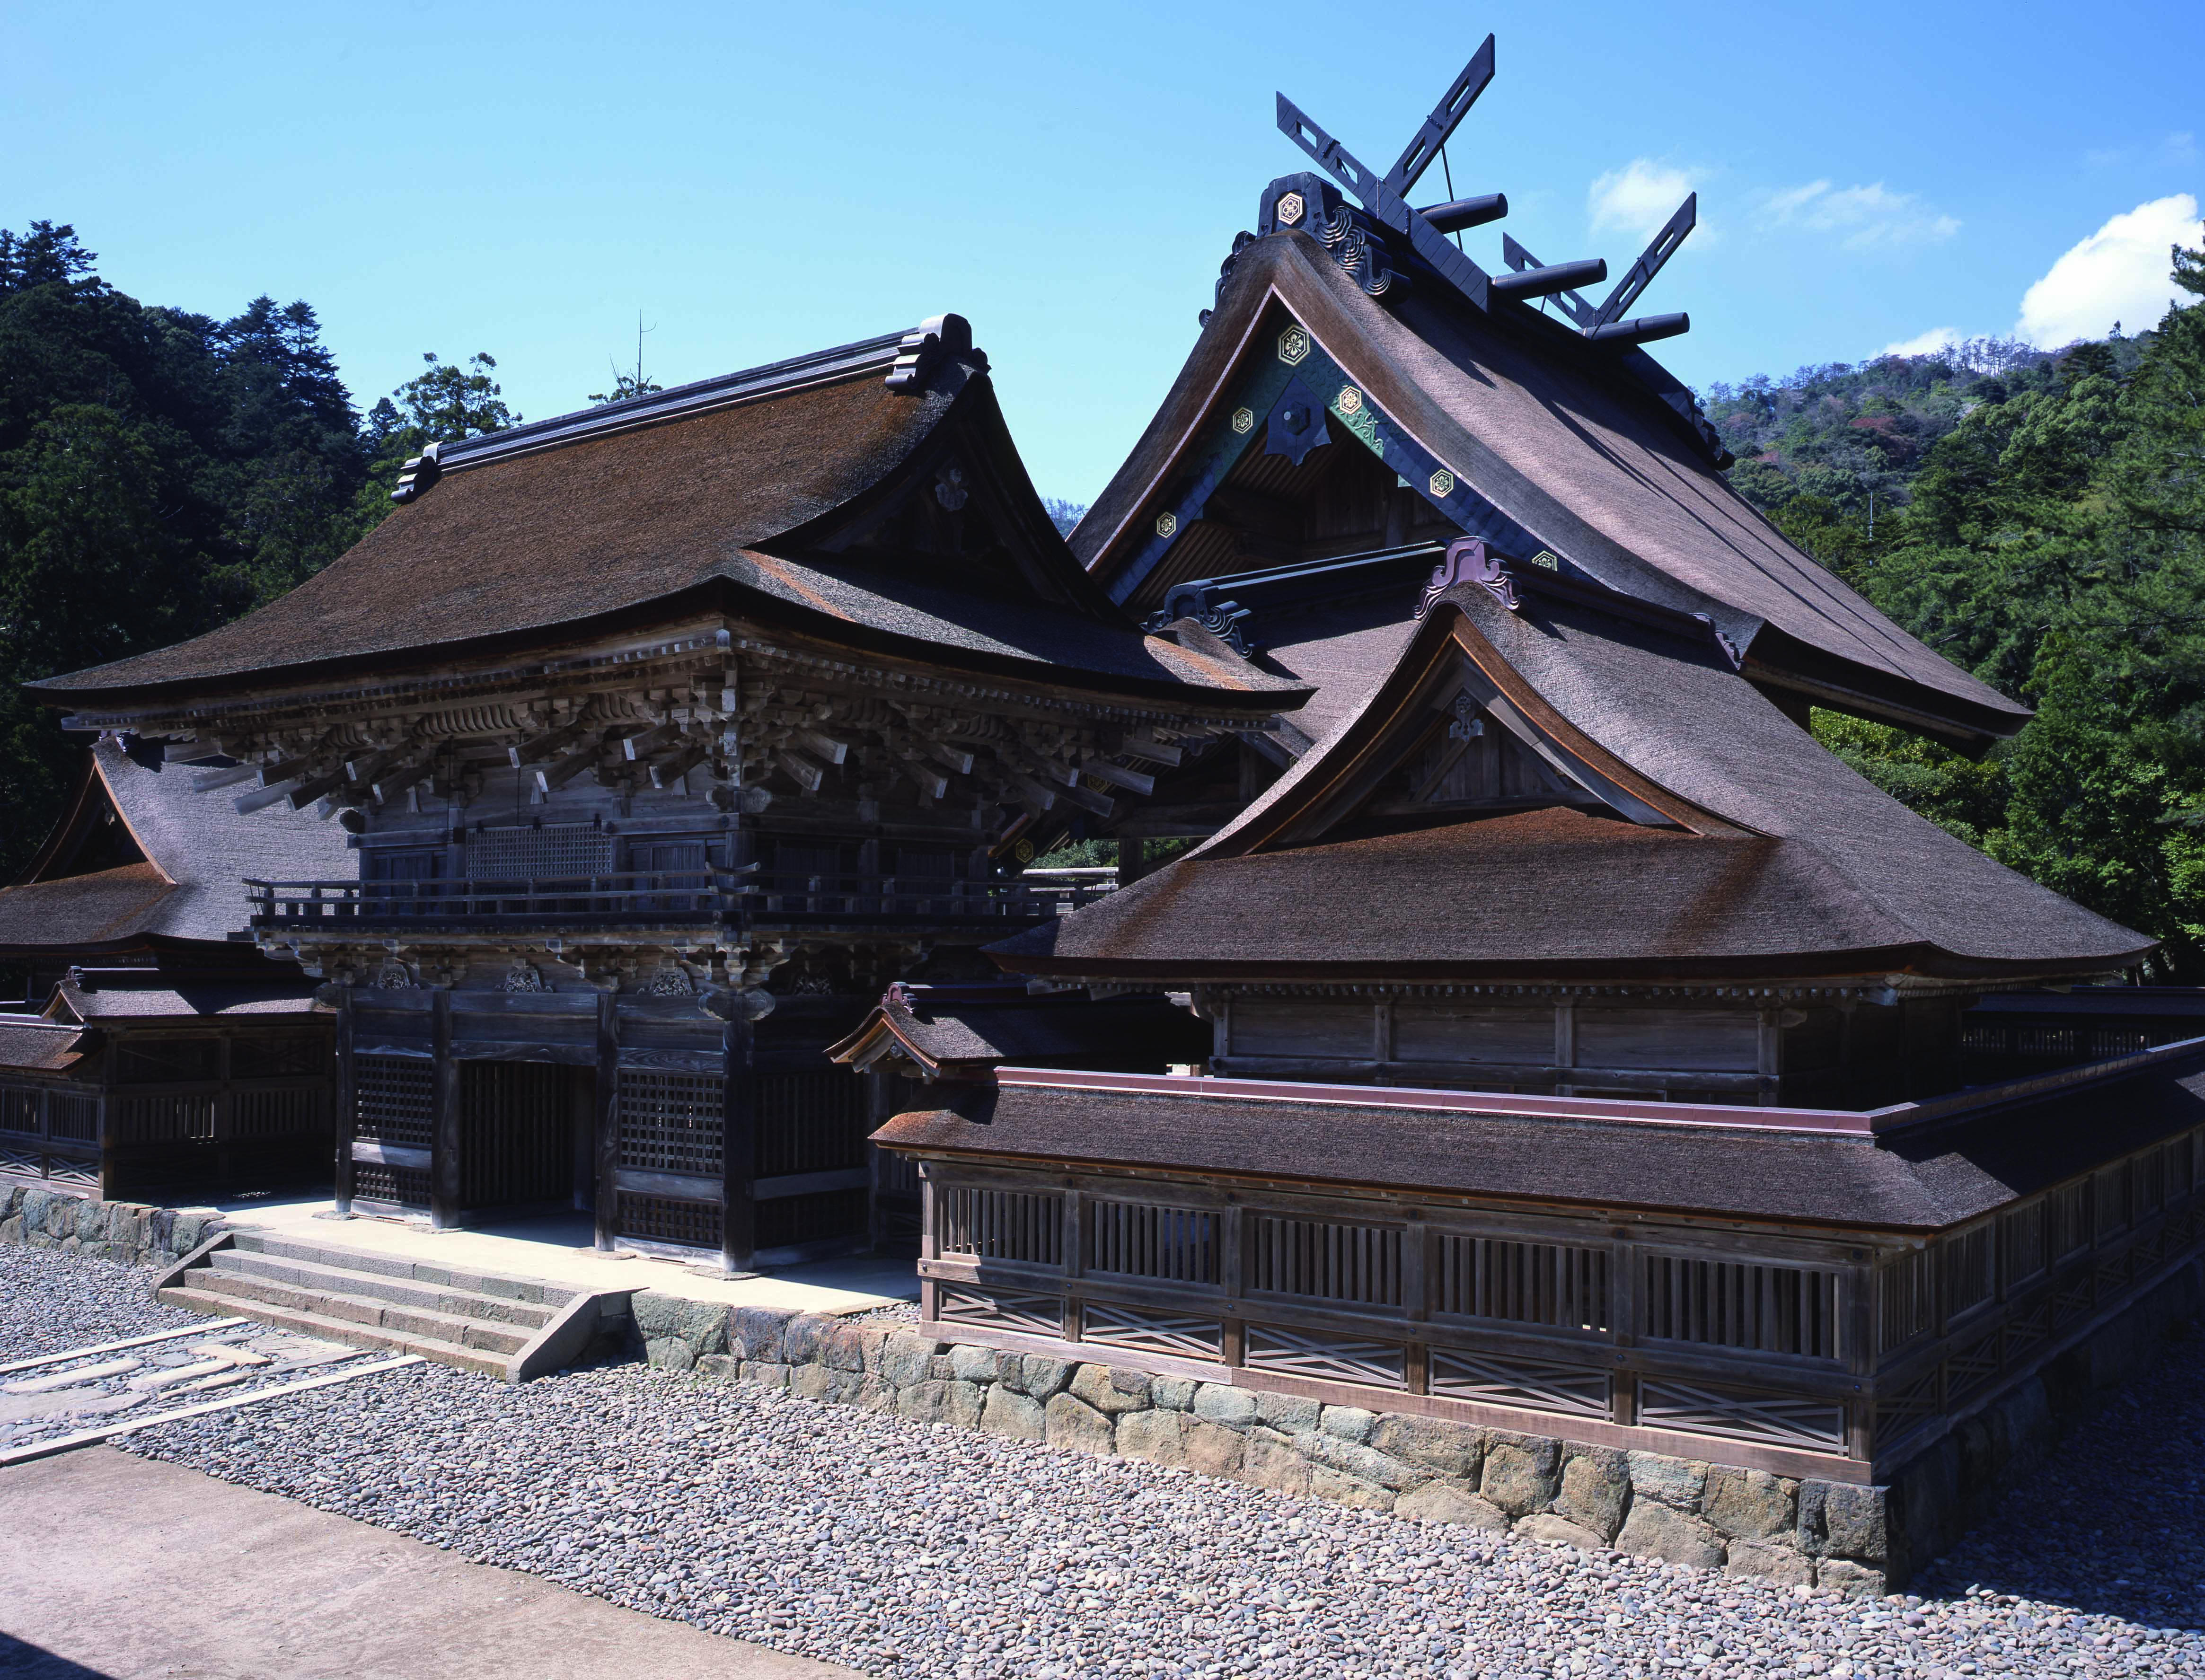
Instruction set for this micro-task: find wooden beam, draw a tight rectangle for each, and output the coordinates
[430,989,460,1232]
[791,729,848,766]
[648,743,710,790]
[333,994,356,1216]
[594,990,618,1252]
[926,741,976,775]
[776,750,827,793]
[619,722,685,761]
[1081,759,1155,796]
[533,732,609,793]
[370,759,434,804]
[723,1017,756,1273]
[190,764,257,793]
[508,718,592,768]
[1120,733,1184,766]
[233,780,301,815]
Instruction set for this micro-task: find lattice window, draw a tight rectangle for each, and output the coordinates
[233,1088,320,1137]
[1945,1223,1996,1319]
[2050,1179,2092,1259]
[1637,1377,1846,1451]
[0,1142,39,1176]
[2003,1199,2048,1285]
[1878,1248,1936,1353]
[2089,1028,2152,1059]
[466,823,614,882]
[1437,1234,1609,1331]
[937,1285,1063,1338]
[1643,1254,1842,1361]
[618,1192,722,1249]
[2017,1027,2076,1056]
[1243,1323,1406,1389]
[1247,1214,1402,1307]
[2134,1147,2165,1219]
[112,1039,220,1084]
[2002,1301,2050,1365]
[356,1056,433,1148]
[46,1095,96,1143]
[353,1161,431,1206]
[938,1186,1063,1266]
[111,1094,215,1144]
[0,1088,38,1135]
[1427,1348,1610,1418]
[618,1072,725,1177]
[2168,1135,2196,1203]
[2097,1162,2131,1235]
[1081,1302,1224,1361]
[757,1188,869,1250]
[47,1158,96,1188]
[756,1072,867,1177]
[232,1035,329,1080]
[1085,1200,1220,1285]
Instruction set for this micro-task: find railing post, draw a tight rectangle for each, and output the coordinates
[333,991,356,1215]
[430,988,460,1230]
[723,1015,757,1272]
[594,989,619,1251]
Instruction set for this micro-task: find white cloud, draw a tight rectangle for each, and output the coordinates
[1880,326,1963,358]
[1763,179,1960,248]
[1588,159,1699,240]
[2015,194,2201,346]
[2166,131,2199,165]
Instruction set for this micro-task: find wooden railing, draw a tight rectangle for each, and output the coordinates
[915,1119,2205,1475]
[247,868,1111,932]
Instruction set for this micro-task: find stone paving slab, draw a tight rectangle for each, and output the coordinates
[0,1446,860,1680]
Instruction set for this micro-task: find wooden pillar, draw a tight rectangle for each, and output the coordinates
[593,990,619,1251]
[722,1016,757,1272]
[333,994,357,1215]
[430,989,460,1230]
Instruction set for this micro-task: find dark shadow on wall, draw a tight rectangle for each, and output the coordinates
[0,1631,120,1679]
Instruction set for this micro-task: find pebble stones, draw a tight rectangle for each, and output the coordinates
[9,1245,2200,1680]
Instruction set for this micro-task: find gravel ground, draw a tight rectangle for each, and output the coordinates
[0,1245,191,1359]
[7,1244,2204,1679]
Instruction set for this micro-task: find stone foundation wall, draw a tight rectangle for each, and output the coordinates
[634,1257,2205,1595]
[0,1184,225,1268]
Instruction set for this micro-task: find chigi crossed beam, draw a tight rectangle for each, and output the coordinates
[1277,35,1695,348]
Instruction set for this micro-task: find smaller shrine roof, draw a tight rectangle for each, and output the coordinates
[827,983,1208,1079]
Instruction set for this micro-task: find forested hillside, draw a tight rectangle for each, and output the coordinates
[1696,241,2205,976]
[5,218,2204,976]
[0,223,513,870]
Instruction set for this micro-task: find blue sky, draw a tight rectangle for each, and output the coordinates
[9,1,2201,503]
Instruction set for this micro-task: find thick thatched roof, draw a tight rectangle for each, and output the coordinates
[875,1049,2205,1232]
[990,573,2151,985]
[32,326,1297,714]
[1076,233,2028,745]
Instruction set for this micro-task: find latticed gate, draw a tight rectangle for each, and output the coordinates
[353,1055,432,1206]
[615,1071,726,1249]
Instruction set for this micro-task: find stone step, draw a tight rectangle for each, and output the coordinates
[228,1231,571,1307]
[177,1270,534,1357]
[205,1249,558,1330]
[155,1287,512,1379]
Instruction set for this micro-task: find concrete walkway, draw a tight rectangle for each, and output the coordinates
[0,1446,861,1680]
[207,1196,917,1316]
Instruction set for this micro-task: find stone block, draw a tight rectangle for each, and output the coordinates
[646,1337,696,1371]
[948,1343,1001,1383]
[1192,1383,1259,1430]
[1253,1391,1320,1434]
[878,1332,940,1387]
[44,1196,75,1240]
[1309,1465,1396,1511]
[1703,1467,1796,1543]
[1238,1428,1311,1496]
[694,1354,742,1382]
[0,1184,17,1220]
[737,1361,791,1389]
[1043,1392,1117,1455]
[1302,1432,1429,1492]
[1725,1542,1814,1586]
[1555,1449,1629,1542]
[1480,1434,1561,1517]
[848,1376,895,1414]
[790,1363,848,1403]
[1369,1414,1484,1480]
[895,1379,981,1429]
[1800,1479,1890,1565]
[169,1213,208,1254]
[1069,1363,1149,1415]
[1516,1512,1607,1553]
[1395,1478,1512,1532]
[1182,1419,1244,1478]
[731,1305,797,1363]
[1011,1354,1075,1399]
[1118,1409,1187,1468]
[1321,1405,1377,1443]
[980,1386,1047,1442]
[819,1322,870,1373]
[1815,1557,1887,1598]
[1628,1450,1709,1511]
[781,1312,838,1369]
[0,1216,21,1245]
[1151,1375,1197,1412]
[1615,1501,1725,1569]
